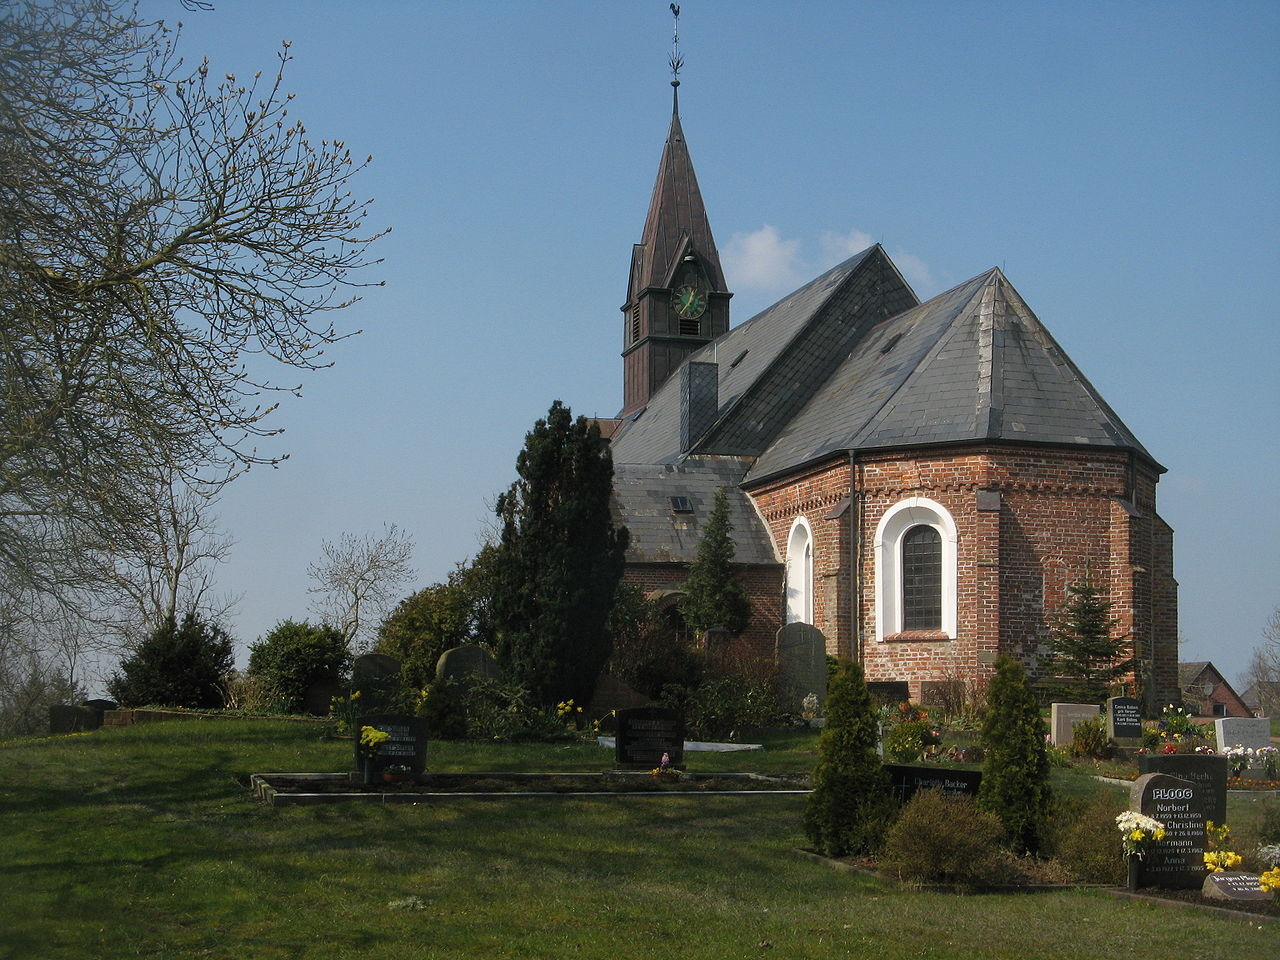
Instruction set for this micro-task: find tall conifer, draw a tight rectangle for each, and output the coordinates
[491,401,628,706]
[678,487,751,637]
[978,655,1052,855]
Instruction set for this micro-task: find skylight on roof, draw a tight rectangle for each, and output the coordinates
[670,496,693,514]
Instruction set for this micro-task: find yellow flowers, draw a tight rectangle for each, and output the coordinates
[359,725,389,756]
[1204,850,1242,873]
[1260,868,1280,893]
[555,699,583,718]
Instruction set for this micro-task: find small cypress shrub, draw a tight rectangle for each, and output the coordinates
[880,790,1009,888]
[1069,714,1113,759]
[803,659,895,858]
[978,655,1052,855]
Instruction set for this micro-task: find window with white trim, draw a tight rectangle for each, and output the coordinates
[785,516,814,624]
[873,497,957,641]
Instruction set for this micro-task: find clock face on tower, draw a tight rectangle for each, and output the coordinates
[672,283,708,321]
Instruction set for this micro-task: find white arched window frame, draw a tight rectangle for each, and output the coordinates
[873,497,957,641]
[785,516,814,624]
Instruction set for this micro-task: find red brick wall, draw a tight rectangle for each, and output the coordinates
[745,445,1178,705]
[621,562,783,661]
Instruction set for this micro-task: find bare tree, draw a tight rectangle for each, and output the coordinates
[308,524,415,650]
[0,0,385,610]
[1243,606,1280,714]
[93,475,240,647]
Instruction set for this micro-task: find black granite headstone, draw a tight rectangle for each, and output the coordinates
[1136,753,1227,826]
[883,763,982,804]
[355,713,427,777]
[866,681,911,708]
[1203,872,1273,903]
[615,707,684,768]
[1106,697,1143,745]
[1132,773,1208,890]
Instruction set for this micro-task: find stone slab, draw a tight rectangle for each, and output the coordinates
[1132,773,1208,889]
[1203,871,1272,902]
[1215,716,1273,779]
[1106,696,1143,744]
[1050,702,1099,747]
[597,738,762,753]
[355,713,427,777]
[614,707,684,768]
[1136,754,1227,826]
[883,763,981,804]
[774,622,828,715]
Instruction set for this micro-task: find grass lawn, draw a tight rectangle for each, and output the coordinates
[1,719,1275,959]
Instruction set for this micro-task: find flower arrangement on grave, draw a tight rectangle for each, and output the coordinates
[1259,845,1280,899]
[1157,704,1197,741]
[328,689,362,735]
[651,752,681,781]
[1223,745,1255,778]
[382,763,413,783]
[1115,811,1166,859]
[1202,821,1243,873]
[801,692,820,720]
[359,724,389,758]
[1259,746,1280,780]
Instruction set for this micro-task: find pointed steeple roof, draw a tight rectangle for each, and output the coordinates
[628,89,726,302]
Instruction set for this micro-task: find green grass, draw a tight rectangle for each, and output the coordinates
[1,720,1275,959]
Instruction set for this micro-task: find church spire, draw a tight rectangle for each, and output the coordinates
[619,7,731,415]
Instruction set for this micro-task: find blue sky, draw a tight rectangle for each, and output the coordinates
[133,1,1278,687]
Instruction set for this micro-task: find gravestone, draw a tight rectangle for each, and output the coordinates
[1106,696,1143,746]
[883,763,982,804]
[355,713,428,777]
[866,681,911,708]
[353,653,401,681]
[615,706,684,768]
[1050,702,1099,747]
[774,622,828,715]
[49,704,96,733]
[1214,716,1273,779]
[1203,872,1272,903]
[1137,753,1227,826]
[1132,773,1209,889]
[435,645,501,682]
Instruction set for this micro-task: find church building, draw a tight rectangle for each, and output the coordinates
[597,82,1179,706]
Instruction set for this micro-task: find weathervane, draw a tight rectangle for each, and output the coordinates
[669,4,683,87]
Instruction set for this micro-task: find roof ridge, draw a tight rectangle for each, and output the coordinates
[848,269,998,447]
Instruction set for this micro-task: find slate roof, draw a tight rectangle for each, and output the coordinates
[612,458,778,565]
[748,266,1161,482]
[610,256,1161,485]
[627,94,726,302]
[610,245,916,464]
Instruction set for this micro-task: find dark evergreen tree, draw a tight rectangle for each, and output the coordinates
[804,659,896,857]
[978,655,1052,856]
[678,486,752,637]
[1044,581,1134,702]
[107,613,235,708]
[491,401,629,706]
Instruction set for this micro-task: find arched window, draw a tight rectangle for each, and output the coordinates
[873,497,957,641]
[901,525,942,630]
[785,516,814,624]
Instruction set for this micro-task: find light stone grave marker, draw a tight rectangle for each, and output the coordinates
[1214,716,1273,780]
[1050,702,1099,747]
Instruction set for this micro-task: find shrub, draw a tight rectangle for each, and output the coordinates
[416,678,468,740]
[1047,790,1126,884]
[883,720,939,763]
[803,659,895,858]
[880,790,1009,888]
[247,620,351,714]
[979,656,1052,856]
[659,676,783,741]
[1070,715,1113,759]
[107,614,235,709]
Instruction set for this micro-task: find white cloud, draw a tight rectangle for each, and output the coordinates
[819,227,875,266]
[889,249,934,294]
[722,225,803,291]
[723,223,935,300]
